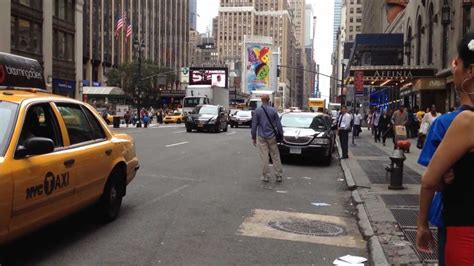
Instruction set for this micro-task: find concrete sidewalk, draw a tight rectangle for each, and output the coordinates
[337,129,439,265]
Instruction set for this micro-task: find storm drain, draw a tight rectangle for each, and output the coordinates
[268,219,345,237]
[403,229,439,263]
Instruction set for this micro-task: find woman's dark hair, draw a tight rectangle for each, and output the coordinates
[458,32,474,68]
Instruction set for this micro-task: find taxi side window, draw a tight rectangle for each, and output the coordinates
[56,104,104,145]
[19,104,63,148]
[81,106,106,140]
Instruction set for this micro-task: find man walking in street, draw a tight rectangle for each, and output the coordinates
[251,95,284,182]
[391,104,408,147]
[337,106,352,159]
[373,109,381,142]
[353,110,362,137]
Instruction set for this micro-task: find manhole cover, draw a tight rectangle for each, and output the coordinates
[268,219,345,236]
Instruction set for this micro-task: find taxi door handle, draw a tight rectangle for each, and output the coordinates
[105,149,113,156]
[64,159,75,166]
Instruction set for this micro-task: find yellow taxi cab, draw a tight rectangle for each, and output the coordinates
[0,52,139,245]
[163,112,185,124]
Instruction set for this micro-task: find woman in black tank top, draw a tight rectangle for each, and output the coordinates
[417,32,474,265]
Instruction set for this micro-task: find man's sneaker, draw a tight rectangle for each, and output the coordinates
[276,176,283,182]
[261,176,270,182]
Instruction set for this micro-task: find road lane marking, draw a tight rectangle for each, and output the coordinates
[142,173,202,182]
[172,130,186,134]
[140,184,190,208]
[165,141,189,147]
[226,131,237,136]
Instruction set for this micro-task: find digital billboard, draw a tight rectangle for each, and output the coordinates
[189,67,228,88]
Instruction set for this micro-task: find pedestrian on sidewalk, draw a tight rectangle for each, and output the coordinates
[251,94,284,183]
[337,106,352,159]
[352,110,362,137]
[367,109,373,135]
[373,109,381,142]
[378,111,392,146]
[416,32,474,265]
[124,110,131,127]
[391,104,408,148]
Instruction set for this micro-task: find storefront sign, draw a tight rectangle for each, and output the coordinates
[414,78,446,91]
[350,68,436,80]
[159,90,186,97]
[53,78,76,98]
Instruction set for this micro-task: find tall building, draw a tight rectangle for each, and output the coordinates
[289,0,306,48]
[212,16,218,38]
[1,0,84,99]
[189,0,197,30]
[344,0,363,42]
[332,0,342,50]
[189,30,201,66]
[82,0,189,87]
[217,0,298,107]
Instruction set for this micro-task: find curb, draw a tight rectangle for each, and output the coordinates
[336,137,389,266]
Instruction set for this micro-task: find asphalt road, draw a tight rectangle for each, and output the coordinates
[2,123,367,265]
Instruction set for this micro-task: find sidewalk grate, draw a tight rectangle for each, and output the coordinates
[390,208,419,228]
[357,160,421,184]
[403,229,439,263]
[381,194,419,208]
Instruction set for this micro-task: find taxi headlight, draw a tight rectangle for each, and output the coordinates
[209,118,217,123]
[311,138,329,145]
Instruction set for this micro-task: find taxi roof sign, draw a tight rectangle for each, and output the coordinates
[0,52,46,90]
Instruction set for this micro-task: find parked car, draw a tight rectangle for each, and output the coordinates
[278,112,334,165]
[0,52,139,245]
[230,110,253,128]
[164,112,185,124]
[185,105,228,133]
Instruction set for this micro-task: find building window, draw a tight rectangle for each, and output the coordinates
[11,16,42,55]
[350,8,353,14]
[54,0,75,23]
[463,3,471,35]
[406,26,412,65]
[428,4,434,65]
[416,16,422,65]
[53,29,74,62]
[15,0,42,10]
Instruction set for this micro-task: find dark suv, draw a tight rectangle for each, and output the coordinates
[185,105,228,133]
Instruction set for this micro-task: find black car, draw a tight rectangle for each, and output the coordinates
[230,110,253,128]
[186,105,228,133]
[278,112,334,165]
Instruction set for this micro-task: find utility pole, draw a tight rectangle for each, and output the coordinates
[134,37,145,127]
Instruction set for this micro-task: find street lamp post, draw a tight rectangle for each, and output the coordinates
[133,37,145,127]
[341,63,346,106]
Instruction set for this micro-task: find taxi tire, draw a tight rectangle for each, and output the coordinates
[177,119,181,124]
[186,127,192,132]
[98,173,123,223]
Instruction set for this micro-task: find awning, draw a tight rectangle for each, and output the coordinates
[83,86,125,95]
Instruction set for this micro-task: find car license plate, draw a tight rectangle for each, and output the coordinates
[238,122,243,125]
[198,124,204,128]
[290,147,302,154]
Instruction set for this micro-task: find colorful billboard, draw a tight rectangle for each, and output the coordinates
[189,67,228,88]
[245,44,272,92]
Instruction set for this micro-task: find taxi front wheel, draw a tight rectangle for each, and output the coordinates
[97,172,124,223]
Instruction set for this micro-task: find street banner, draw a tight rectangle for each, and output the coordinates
[354,70,364,96]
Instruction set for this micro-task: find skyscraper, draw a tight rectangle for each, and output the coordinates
[333,0,342,50]
[189,0,197,30]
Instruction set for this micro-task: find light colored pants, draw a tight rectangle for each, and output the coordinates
[257,136,283,178]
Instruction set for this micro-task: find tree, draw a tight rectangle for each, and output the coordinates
[105,61,178,107]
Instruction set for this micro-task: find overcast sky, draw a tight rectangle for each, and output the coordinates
[197,0,335,101]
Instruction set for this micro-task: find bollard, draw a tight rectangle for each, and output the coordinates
[384,149,406,190]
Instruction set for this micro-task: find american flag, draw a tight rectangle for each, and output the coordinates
[115,13,127,38]
[126,24,133,40]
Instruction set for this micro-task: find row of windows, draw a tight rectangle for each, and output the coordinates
[53,30,75,62]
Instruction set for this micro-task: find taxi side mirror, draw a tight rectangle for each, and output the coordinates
[16,137,55,159]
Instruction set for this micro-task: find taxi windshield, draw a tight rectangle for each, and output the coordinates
[0,101,19,156]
